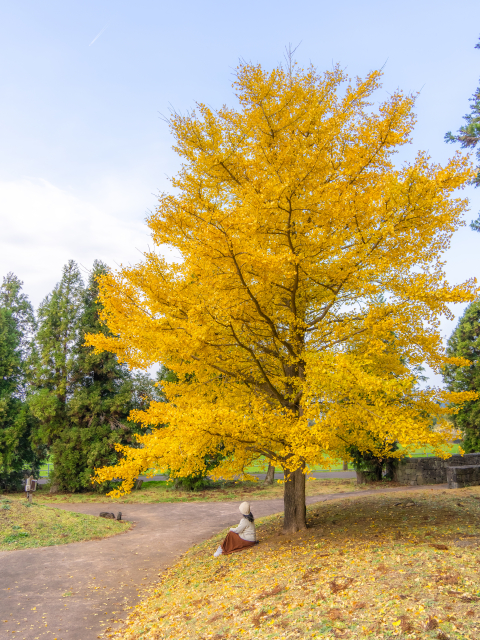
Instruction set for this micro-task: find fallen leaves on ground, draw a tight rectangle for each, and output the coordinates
[99,487,480,639]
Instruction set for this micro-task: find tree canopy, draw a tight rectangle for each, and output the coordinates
[87,61,477,531]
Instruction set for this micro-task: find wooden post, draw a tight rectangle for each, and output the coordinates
[25,475,37,502]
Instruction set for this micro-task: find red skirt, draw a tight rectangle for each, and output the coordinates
[221,531,256,555]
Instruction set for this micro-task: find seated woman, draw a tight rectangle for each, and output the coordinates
[214,502,257,557]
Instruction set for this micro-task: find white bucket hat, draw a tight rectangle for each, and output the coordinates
[239,501,250,515]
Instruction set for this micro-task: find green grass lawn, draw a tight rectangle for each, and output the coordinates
[244,445,461,473]
[102,485,480,640]
[4,477,371,504]
[400,444,461,458]
[0,496,131,552]
[36,445,461,478]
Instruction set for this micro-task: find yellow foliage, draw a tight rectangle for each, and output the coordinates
[86,61,477,500]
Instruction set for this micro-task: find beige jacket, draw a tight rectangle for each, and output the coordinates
[230,517,256,542]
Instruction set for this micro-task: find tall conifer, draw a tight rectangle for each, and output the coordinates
[444,299,480,452]
[0,275,43,489]
[30,260,156,492]
[0,273,36,365]
[29,260,84,447]
[55,261,155,492]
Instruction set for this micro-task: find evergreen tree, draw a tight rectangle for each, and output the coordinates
[0,275,43,490]
[443,299,480,452]
[0,273,36,366]
[48,261,157,492]
[29,260,84,447]
[347,440,399,484]
[445,36,480,229]
[0,308,22,468]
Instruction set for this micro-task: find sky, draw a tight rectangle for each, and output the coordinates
[0,0,479,384]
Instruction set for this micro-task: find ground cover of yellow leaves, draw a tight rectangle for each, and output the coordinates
[0,496,130,551]
[7,478,362,505]
[103,488,480,640]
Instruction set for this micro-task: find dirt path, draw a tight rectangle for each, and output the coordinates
[0,484,447,640]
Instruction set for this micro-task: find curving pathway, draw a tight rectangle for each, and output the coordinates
[0,485,447,640]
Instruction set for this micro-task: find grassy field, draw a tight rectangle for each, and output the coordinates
[0,496,131,552]
[3,477,372,504]
[101,486,480,640]
[36,445,461,479]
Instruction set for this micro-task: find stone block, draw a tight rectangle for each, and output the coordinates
[447,464,480,489]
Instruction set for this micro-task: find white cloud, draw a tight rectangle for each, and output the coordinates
[0,177,153,307]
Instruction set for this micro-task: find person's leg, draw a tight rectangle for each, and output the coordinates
[221,531,238,554]
[213,546,223,557]
[221,532,256,554]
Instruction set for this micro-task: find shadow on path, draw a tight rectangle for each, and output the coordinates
[0,483,447,640]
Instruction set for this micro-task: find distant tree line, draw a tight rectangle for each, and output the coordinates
[0,260,158,493]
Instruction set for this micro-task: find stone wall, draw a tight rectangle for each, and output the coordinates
[447,465,480,489]
[395,452,480,488]
[395,457,446,485]
[446,453,480,467]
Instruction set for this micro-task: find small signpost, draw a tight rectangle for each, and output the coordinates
[25,475,37,503]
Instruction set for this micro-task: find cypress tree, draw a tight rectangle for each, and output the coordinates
[58,261,154,491]
[44,261,156,492]
[29,260,157,492]
[29,260,84,450]
[0,273,36,365]
[0,308,22,470]
[0,274,43,490]
[444,299,480,452]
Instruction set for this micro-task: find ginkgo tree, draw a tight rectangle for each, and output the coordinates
[87,61,477,533]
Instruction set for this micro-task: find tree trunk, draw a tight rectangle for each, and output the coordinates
[343,460,348,471]
[264,462,275,485]
[295,466,307,527]
[356,470,374,485]
[282,464,307,534]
